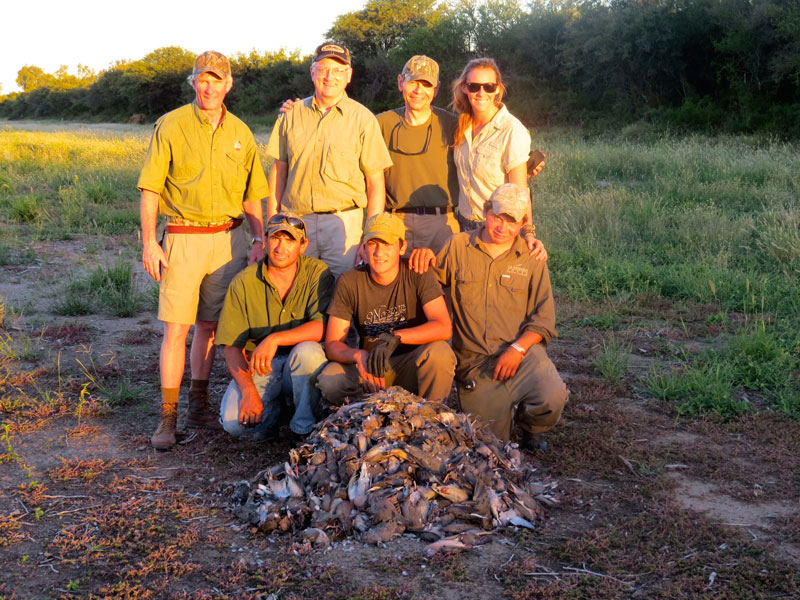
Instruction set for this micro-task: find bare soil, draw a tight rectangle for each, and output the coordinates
[1,233,798,599]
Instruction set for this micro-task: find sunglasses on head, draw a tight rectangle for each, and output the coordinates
[268,214,305,230]
[464,82,499,93]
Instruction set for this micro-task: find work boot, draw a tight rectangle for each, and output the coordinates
[151,403,178,450]
[186,389,222,430]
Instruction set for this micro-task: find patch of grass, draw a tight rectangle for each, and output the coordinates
[0,242,36,266]
[576,313,621,330]
[53,261,144,317]
[727,325,798,391]
[592,337,630,383]
[0,330,45,362]
[8,194,47,223]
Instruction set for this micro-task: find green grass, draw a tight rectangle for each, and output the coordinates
[593,337,630,383]
[53,261,146,318]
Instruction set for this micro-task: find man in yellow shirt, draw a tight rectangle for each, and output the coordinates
[138,51,269,450]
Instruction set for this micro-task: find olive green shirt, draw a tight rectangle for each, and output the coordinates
[376,106,459,209]
[137,103,269,222]
[216,254,334,351]
[266,94,392,214]
[435,230,557,360]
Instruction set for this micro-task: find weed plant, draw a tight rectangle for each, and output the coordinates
[593,337,630,383]
[53,261,145,318]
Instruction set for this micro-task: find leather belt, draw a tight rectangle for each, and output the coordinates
[391,206,454,215]
[315,206,361,215]
[166,218,243,234]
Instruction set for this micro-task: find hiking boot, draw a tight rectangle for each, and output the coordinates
[186,390,222,430]
[520,432,548,453]
[151,403,178,450]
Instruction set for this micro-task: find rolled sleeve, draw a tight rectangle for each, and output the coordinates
[521,263,557,345]
[359,117,393,177]
[137,123,170,195]
[216,276,251,348]
[502,119,532,173]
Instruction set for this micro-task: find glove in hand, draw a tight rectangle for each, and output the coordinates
[367,332,401,377]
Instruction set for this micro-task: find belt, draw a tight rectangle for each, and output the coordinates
[391,206,454,215]
[166,218,243,234]
[315,206,361,215]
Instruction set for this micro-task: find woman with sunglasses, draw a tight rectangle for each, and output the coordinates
[451,58,545,258]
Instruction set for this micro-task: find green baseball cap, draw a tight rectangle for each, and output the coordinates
[362,213,406,244]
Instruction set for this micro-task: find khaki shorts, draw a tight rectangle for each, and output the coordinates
[158,226,249,325]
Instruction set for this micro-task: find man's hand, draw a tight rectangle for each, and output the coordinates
[238,386,264,428]
[525,236,548,262]
[355,350,386,393]
[248,242,265,265]
[493,347,523,381]
[408,248,436,274]
[249,335,278,377]
[279,98,301,114]
[367,332,401,377]
[142,243,168,282]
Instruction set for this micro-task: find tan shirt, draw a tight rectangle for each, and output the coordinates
[137,103,269,222]
[435,230,557,359]
[266,94,392,214]
[453,105,531,221]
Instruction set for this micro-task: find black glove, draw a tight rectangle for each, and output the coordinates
[367,332,402,377]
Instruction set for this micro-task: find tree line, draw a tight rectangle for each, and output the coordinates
[2,0,799,136]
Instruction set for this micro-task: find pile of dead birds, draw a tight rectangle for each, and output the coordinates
[232,387,558,554]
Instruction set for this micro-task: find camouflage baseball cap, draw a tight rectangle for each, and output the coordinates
[487,183,529,223]
[267,212,306,241]
[192,51,231,79]
[362,213,406,244]
[401,55,439,86]
[313,42,351,66]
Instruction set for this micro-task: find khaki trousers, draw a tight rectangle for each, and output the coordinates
[317,341,456,405]
[457,344,568,442]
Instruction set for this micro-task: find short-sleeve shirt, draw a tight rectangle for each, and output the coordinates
[453,105,531,221]
[137,103,269,222]
[435,230,556,359]
[327,261,444,353]
[265,94,393,214]
[216,255,334,351]
[376,107,459,209]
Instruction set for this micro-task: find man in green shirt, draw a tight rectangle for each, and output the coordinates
[217,213,334,439]
[138,51,269,450]
[267,42,392,277]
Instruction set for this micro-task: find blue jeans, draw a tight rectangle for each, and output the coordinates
[220,341,327,436]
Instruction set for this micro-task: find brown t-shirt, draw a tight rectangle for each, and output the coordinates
[327,261,444,353]
[435,230,557,362]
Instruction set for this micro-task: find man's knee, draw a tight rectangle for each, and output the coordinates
[518,363,569,434]
[316,362,356,406]
[288,341,327,375]
[219,381,245,436]
[416,340,456,372]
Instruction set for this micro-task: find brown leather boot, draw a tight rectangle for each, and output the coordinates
[151,403,177,450]
[186,389,222,430]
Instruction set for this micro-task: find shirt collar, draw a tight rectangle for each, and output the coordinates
[309,92,349,116]
[469,227,525,257]
[192,102,228,127]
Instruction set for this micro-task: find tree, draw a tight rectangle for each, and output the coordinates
[16,65,49,92]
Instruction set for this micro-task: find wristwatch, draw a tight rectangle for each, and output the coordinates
[520,224,536,238]
[252,236,263,245]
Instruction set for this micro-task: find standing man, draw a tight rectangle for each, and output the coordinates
[266,42,392,277]
[138,51,269,450]
[317,213,455,405]
[376,55,459,254]
[216,213,333,440]
[411,184,568,449]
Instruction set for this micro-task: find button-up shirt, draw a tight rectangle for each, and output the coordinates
[453,105,531,221]
[137,103,269,223]
[266,94,392,214]
[435,230,556,360]
[216,254,334,351]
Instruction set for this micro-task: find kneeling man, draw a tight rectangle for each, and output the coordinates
[412,183,568,448]
[318,213,455,404]
[216,213,334,438]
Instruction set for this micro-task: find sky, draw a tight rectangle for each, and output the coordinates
[0,0,368,94]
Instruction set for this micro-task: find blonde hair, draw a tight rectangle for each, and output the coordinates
[451,58,505,146]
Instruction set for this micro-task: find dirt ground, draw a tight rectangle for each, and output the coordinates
[0,233,798,600]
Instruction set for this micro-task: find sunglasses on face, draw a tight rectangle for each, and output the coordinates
[464,82,499,94]
[268,214,306,230]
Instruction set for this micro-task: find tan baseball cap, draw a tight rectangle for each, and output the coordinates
[487,183,529,222]
[401,55,439,86]
[192,51,231,79]
[313,42,351,66]
[362,213,406,244]
[267,212,306,241]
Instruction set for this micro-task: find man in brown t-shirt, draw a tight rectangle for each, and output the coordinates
[411,183,568,448]
[317,213,455,404]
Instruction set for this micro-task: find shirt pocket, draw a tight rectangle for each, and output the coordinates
[454,268,483,308]
[324,142,359,183]
[473,141,503,177]
[497,272,528,306]
[225,151,247,197]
